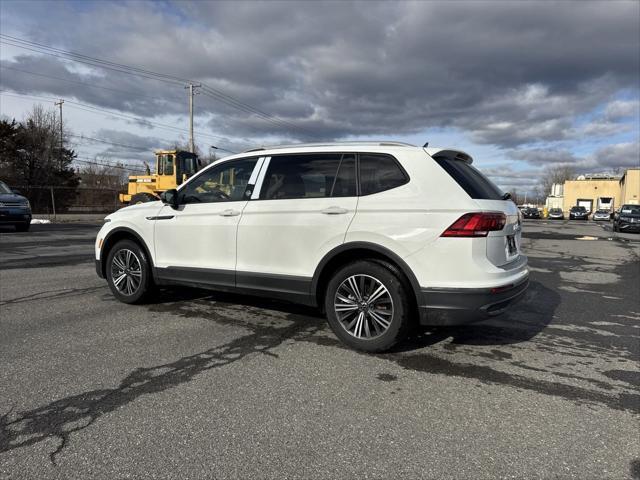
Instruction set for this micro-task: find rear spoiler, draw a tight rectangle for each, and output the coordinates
[424,147,473,165]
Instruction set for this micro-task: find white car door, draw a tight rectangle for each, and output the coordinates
[154,157,259,287]
[236,153,358,291]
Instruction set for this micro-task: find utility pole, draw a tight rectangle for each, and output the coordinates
[185,84,201,154]
[54,99,64,168]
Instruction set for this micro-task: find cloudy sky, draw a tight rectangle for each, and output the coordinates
[1,0,639,194]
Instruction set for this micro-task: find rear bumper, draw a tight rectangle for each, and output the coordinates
[418,275,529,326]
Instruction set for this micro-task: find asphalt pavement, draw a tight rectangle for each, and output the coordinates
[0,220,639,479]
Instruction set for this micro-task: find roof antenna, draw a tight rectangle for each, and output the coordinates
[423,142,429,148]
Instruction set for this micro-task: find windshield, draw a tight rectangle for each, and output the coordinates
[621,205,640,214]
[0,181,12,194]
[571,206,586,212]
[550,209,561,213]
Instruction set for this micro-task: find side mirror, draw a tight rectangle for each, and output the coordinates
[161,189,180,209]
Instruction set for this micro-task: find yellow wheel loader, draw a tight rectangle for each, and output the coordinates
[119,150,201,205]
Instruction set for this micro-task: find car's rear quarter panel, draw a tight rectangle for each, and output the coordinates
[347,149,528,289]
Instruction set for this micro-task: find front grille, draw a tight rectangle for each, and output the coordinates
[0,202,27,208]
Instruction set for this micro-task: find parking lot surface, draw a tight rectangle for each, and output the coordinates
[1,220,639,479]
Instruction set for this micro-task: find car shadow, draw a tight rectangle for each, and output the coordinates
[390,280,559,352]
[147,280,557,353]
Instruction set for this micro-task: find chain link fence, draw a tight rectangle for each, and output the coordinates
[10,185,125,217]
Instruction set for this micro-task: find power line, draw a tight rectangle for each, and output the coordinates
[73,156,145,173]
[0,65,183,103]
[0,37,185,86]
[0,90,245,150]
[69,134,154,152]
[0,34,313,137]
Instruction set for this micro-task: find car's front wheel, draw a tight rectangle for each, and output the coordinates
[106,239,153,304]
[15,222,30,232]
[324,260,412,352]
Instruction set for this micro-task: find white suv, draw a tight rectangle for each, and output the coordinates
[96,142,528,352]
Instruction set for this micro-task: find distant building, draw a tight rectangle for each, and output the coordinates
[545,183,564,209]
[619,168,640,205]
[562,168,639,212]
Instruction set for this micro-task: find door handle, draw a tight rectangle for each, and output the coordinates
[219,209,241,217]
[321,206,349,215]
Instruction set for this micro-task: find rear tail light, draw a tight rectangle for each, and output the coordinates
[441,212,506,237]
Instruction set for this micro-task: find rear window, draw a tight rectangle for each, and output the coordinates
[434,157,504,200]
[260,153,356,200]
[359,153,408,195]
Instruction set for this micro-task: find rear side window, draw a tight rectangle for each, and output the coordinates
[434,157,503,200]
[359,154,408,195]
[260,154,356,200]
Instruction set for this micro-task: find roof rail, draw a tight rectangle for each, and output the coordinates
[241,141,416,153]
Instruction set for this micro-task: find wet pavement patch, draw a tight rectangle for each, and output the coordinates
[376,373,398,382]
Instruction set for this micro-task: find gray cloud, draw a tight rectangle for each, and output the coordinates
[1,0,638,152]
[592,142,640,168]
[605,100,640,121]
[507,141,640,172]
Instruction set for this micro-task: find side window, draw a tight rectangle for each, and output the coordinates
[162,154,174,176]
[359,153,408,195]
[180,158,257,204]
[260,154,356,200]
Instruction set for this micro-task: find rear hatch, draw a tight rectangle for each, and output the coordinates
[432,152,521,267]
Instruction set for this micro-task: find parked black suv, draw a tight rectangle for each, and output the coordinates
[0,181,31,231]
[569,206,589,220]
[613,204,640,233]
[522,207,541,219]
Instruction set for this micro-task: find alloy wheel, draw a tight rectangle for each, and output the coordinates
[110,249,142,296]
[334,274,394,339]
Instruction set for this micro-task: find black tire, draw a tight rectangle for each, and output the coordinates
[14,222,30,232]
[131,192,157,204]
[106,239,153,304]
[324,260,412,352]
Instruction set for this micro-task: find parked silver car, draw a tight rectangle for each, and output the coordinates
[592,209,611,221]
[548,208,564,220]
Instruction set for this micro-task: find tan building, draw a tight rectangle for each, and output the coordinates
[619,168,640,205]
[561,169,640,212]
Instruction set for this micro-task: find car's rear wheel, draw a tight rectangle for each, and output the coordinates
[324,260,412,352]
[106,239,153,304]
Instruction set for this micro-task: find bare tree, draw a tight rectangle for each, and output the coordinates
[539,165,575,197]
[77,157,128,189]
